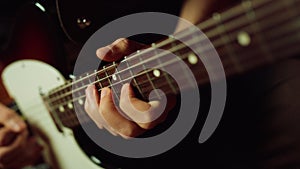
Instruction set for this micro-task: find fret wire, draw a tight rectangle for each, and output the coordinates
[55,89,64,114]
[76,77,86,106]
[47,1,300,124]
[44,0,298,105]
[59,25,300,109]
[49,33,299,111]
[137,52,161,99]
[47,12,300,108]
[170,35,196,87]
[49,64,115,95]
[87,72,92,84]
[243,0,273,62]
[152,43,177,94]
[221,15,300,68]
[113,62,123,83]
[72,80,84,108]
[47,90,64,130]
[46,0,290,97]
[266,17,300,38]
[205,0,281,40]
[124,56,146,99]
[220,23,300,70]
[47,0,276,96]
[61,86,71,127]
[199,0,296,57]
[46,66,115,103]
[71,78,89,122]
[95,70,103,88]
[214,12,244,73]
[63,82,186,128]
[211,8,300,48]
[49,52,248,109]
[111,62,123,104]
[197,0,273,32]
[104,65,120,102]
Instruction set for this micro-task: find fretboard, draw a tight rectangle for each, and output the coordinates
[43,0,300,129]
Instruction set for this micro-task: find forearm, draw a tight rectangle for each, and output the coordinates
[176,0,237,32]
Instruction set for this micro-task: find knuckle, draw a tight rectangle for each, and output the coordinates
[120,38,129,48]
[113,38,130,51]
[116,38,128,44]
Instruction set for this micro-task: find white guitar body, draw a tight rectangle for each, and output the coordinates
[2,60,103,169]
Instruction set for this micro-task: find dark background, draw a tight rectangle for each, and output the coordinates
[0,0,31,51]
[0,0,183,68]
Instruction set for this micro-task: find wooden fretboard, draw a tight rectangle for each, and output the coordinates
[43,0,300,130]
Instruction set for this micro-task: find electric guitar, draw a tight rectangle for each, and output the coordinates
[1,0,300,168]
[0,3,103,169]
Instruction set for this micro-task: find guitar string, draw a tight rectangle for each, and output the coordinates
[60,36,300,127]
[47,16,300,116]
[45,1,299,106]
[29,33,300,125]
[44,0,288,106]
[26,11,300,122]
[46,0,276,96]
[51,0,297,106]
[51,23,300,112]
[32,34,299,124]
[57,30,300,127]
[24,0,298,120]
[46,30,300,127]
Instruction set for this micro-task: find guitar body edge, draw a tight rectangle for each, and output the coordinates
[2,59,103,169]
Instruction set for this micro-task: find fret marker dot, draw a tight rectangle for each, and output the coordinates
[78,99,84,105]
[237,31,251,46]
[59,106,65,112]
[112,74,117,81]
[69,74,76,79]
[153,69,161,77]
[188,53,198,65]
[213,13,221,20]
[68,102,73,109]
[169,35,175,39]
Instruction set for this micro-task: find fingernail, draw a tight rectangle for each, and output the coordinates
[96,47,110,58]
[8,120,21,132]
[101,88,108,99]
[12,124,21,131]
[122,83,130,93]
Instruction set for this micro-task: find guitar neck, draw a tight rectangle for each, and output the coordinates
[43,0,300,129]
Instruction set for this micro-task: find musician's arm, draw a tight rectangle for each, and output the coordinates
[176,0,237,31]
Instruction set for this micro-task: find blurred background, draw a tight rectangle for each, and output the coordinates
[0,0,31,51]
[0,0,181,72]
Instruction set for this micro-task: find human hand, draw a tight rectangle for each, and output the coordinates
[0,103,43,169]
[85,38,176,139]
